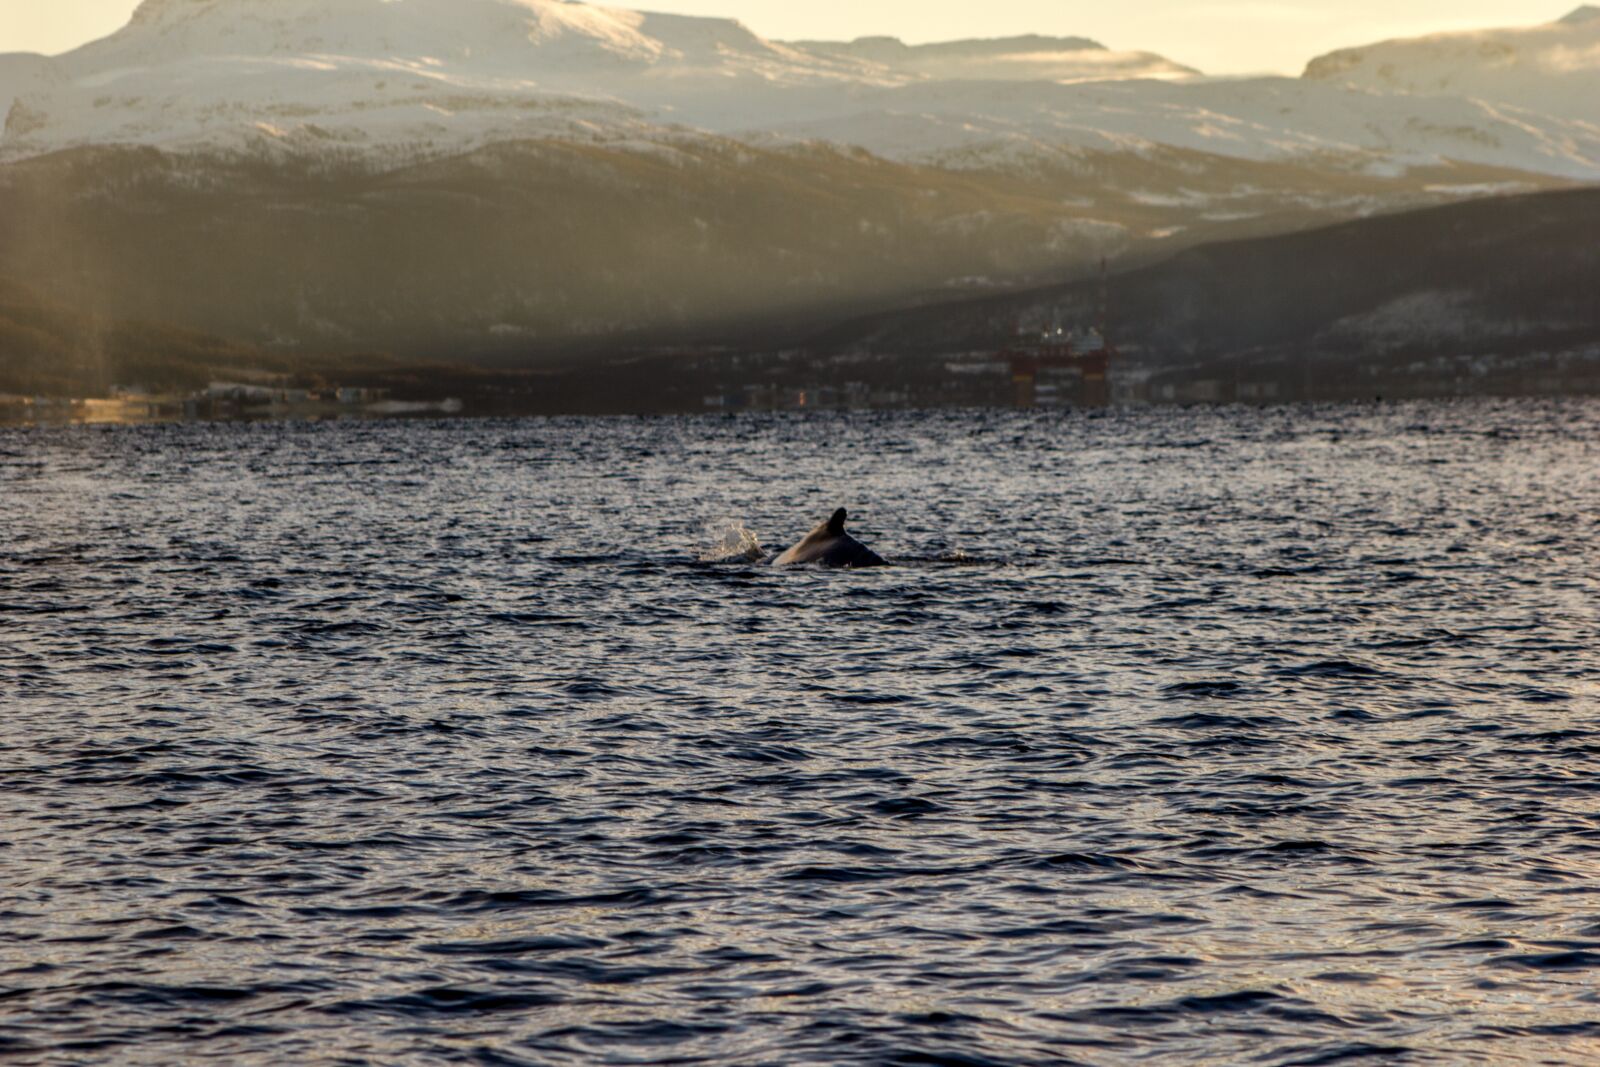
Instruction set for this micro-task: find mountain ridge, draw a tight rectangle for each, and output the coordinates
[1302,6,1600,122]
[800,185,1600,387]
[3,0,1597,180]
[8,187,1596,405]
[5,134,1567,356]
[2,2,1596,368]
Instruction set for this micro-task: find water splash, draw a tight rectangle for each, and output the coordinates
[698,519,766,563]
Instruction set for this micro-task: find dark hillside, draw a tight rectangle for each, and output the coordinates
[0,140,1562,357]
[813,186,1600,368]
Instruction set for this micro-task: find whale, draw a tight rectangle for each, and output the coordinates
[772,508,887,568]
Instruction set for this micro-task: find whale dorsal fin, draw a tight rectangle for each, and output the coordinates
[827,508,848,536]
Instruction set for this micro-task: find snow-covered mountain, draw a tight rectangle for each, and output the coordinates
[6,1,1188,161]
[72,0,848,80]
[1304,6,1600,123]
[3,0,1599,179]
[4,0,857,159]
[3,0,1598,355]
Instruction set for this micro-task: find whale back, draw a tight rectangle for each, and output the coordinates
[773,508,886,568]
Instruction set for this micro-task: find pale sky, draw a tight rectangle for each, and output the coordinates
[0,0,1571,75]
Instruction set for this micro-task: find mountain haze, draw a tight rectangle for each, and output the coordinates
[0,1,1596,366]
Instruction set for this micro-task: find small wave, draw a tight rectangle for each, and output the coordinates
[1275,659,1386,680]
[327,987,565,1017]
[1492,950,1600,971]
[1161,680,1249,699]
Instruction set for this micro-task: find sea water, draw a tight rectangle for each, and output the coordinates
[2,400,1597,1064]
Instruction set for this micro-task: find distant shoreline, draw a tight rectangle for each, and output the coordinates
[4,384,1596,429]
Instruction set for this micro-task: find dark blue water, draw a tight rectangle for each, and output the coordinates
[2,400,1598,1065]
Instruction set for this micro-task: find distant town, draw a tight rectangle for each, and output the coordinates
[3,337,1598,425]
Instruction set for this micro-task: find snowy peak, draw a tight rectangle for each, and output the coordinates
[0,0,1203,163]
[12,0,871,161]
[72,0,807,73]
[1302,7,1600,121]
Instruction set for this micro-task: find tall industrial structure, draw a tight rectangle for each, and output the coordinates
[1001,259,1115,407]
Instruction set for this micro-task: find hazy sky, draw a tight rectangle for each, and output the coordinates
[0,0,1567,74]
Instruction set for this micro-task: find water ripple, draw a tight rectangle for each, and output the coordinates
[0,399,1597,1064]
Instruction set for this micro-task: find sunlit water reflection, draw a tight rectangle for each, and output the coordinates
[1,400,1597,1064]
